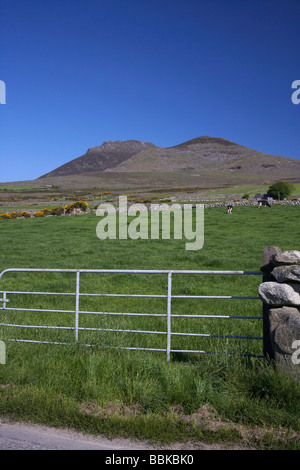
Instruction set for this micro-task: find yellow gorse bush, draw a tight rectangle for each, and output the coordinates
[33,200,88,217]
[0,210,31,220]
[0,212,12,219]
[0,201,88,220]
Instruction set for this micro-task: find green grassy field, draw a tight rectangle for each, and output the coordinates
[0,205,300,449]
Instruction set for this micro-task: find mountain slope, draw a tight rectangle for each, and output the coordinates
[37,136,300,189]
[104,136,300,174]
[40,140,157,178]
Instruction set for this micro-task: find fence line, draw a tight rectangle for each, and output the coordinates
[0,268,263,361]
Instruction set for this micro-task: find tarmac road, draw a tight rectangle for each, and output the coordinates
[0,419,159,450]
[0,418,246,451]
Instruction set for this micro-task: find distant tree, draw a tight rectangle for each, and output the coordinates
[267,181,294,200]
[242,193,250,199]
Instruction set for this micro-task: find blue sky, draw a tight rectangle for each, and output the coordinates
[0,0,299,182]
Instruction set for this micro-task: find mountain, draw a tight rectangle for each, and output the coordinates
[37,136,300,189]
[40,140,157,178]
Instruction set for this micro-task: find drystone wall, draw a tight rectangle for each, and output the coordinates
[259,246,300,377]
[202,199,300,208]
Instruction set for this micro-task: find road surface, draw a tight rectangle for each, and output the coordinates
[0,419,159,450]
[0,418,247,451]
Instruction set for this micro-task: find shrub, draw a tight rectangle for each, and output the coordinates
[33,211,46,217]
[50,207,64,216]
[21,211,31,218]
[267,182,294,200]
[33,208,53,217]
[40,208,52,216]
[0,210,32,220]
[1,201,89,220]
[0,212,12,220]
[72,200,88,211]
[64,201,88,213]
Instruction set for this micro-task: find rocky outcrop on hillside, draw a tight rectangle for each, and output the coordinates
[39,140,157,177]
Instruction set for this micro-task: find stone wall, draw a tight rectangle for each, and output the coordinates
[202,199,300,209]
[259,247,300,377]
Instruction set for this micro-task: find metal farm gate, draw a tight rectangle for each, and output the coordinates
[0,268,264,361]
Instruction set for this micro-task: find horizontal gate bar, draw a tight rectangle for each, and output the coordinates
[3,338,264,358]
[0,323,263,341]
[172,295,260,299]
[0,268,262,279]
[0,307,76,314]
[0,291,260,300]
[0,323,74,330]
[0,306,262,320]
[170,348,264,358]
[0,290,76,296]
[171,314,263,319]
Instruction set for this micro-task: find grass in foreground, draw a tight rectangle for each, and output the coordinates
[1,344,300,449]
